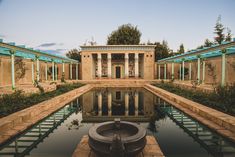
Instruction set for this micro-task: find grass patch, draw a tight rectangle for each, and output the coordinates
[0,83,84,118]
[154,82,235,116]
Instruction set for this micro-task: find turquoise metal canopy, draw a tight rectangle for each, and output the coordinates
[0,39,78,64]
[158,40,235,63]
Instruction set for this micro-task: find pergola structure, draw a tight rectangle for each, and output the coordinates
[157,40,235,87]
[0,39,79,89]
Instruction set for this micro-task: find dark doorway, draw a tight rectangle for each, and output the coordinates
[116,66,121,78]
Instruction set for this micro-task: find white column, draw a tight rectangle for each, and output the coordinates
[134,92,139,116]
[164,63,166,80]
[221,52,226,87]
[107,53,112,78]
[11,52,15,89]
[70,63,72,79]
[125,53,129,78]
[179,64,182,80]
[134,53,139,78]
[182,60,185,81]
[202,60,205,83]
[45,62,48,81]
[158,64,161,80]
[108,91,112,116]
[171,62,174,80]
[189,62,192,80]
[62,62,65,73]
[76,63,78,80]
[197,57,201,83]
[52,61,55,81]
[36,57,40,82]
[32,60,34,83]
[125,92,129,116]
[97,53,102,78]
[98,92,102,116]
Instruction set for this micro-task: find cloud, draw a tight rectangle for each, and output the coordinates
[37,42,64,47]
[38,43,57,47]
[40,49,68,57]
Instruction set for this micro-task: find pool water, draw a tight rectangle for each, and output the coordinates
[0,87,235,157]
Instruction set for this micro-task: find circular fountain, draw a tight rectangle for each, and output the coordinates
[88,118,146,157]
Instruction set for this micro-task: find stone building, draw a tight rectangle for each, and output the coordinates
[80,45,156,80]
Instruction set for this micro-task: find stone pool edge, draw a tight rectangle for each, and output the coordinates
[0,84,93,145]
[144,84,235,142]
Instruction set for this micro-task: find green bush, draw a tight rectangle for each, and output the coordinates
[0,83,84,118]
[154,82,235,116]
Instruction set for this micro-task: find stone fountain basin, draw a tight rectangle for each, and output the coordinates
[88,120,146,156]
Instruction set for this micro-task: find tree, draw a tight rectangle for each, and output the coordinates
[66,49,81,62]
[225,27,232,42]
[107,24,141,45]
[148,40,172,61]
[214,15,225,44]
[178,44,185,54]
[204,38,213,47]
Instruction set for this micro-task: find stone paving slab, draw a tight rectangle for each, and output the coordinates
[144,84,235,142]
[0,84,93,145]
[72,135,164,157]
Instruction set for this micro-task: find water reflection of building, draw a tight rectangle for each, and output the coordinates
[81,88,155,122]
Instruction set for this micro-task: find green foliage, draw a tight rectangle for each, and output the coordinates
[154,83,235,116]
[204,39,213,47]
[66,49,81,61]
[178,44,185,54]
[214,15,225,44]
[225,27,232,42]
[61,72,66,83]
[0,83,84,118]
[15,58,27,80]
[148,40,173,61]
[107,24,141,45]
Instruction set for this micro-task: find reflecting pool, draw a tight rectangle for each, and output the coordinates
[0,87,234,157]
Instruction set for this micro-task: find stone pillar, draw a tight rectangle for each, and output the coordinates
[134,53,139,78]
[125,92,129,116]
[164,63,166,80]
[179,64,182,80]
[202,60,205,83]
[62,62,65,80]
[134,92,139,116]
[221,51,226,87]
[197,56,201,83]
[171,62,174,80]
[76,63,78,80]
[70,63,72,80]
[125,53,129,78]
[158,64,161,80]
[32,60,34,83]
[108,91,112,116]
[107,53,112,78]
[97,53,102,78]
[36,57,40,82]
[182,60,185,81]
[52,61,55,81]
[45,62,48,81]
[55,64,57,81]
[10,51,15,89]
[189,62,192,80]
[98,92,102,116]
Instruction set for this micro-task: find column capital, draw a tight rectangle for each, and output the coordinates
[107,53,111,59]
[97,53,102,59]
[135,53,139,59]
[125,53,129,59]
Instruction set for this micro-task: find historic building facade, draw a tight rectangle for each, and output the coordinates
[80,45,156,80]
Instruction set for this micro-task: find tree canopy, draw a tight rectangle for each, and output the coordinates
[214,15,225,44]
[107,24,141,45]
[148,40,173,61]
[66,49,81,62]
[178,44,185,54]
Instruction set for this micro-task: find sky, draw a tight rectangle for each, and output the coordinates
[0,0,235,56]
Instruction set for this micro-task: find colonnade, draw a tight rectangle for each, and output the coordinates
[96,53,139,78]
[8,50,79,89]
[97,91,139,116]
[157,50,227,87]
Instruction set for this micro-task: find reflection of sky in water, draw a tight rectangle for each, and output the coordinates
[2,88,234,157]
